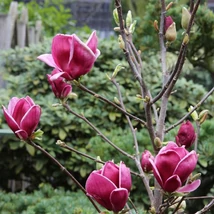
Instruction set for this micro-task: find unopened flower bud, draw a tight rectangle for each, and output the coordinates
[118,35,125,49]
[153,20,159,32]
[183,33,189,45]
[182,7,191,30]
[188,105,199,121]
[175,120,196,148]
[141,150,154,173]
[199,110,209,124]
[129,20,137,34]
[154,137,162,149]
[166,2,173,11]
[114,97,120,105]
[113,8,119,26]
[126,10,132,28]
[165,22,177,42]
[112,64,125,78]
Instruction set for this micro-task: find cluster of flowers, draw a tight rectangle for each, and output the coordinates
[2,30,200,213]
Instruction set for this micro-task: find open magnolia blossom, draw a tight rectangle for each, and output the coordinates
[37,31,100,81]
[149,142,201,193]
[85,161,132,212]
[47,69,72,99]
[2,96,41,140]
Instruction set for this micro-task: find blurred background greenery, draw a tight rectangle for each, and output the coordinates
[0,0,213,213]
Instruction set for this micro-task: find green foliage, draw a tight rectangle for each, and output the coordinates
[0,183,98,214]
[0,0,12,13]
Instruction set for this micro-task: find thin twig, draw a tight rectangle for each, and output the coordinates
[165,87,214,133]
[63,103,134,160]
[195,199,214,214]
[76,83,147,127]
[27,140,101,213]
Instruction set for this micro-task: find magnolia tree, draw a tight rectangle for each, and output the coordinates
[2,0,214,213]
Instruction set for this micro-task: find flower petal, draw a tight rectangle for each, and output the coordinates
[155,150,180,184]
[37,54,58,69]
[119,161,131,192]
[15,129,28,140]
[149,158,163,188]
[110,188,128,212]
[177,179,201,193]
[86,31,100,57]
[173,151,198,183]
[102,161,119,187]
[2,106,20,133]
[85,171,117,211]
[7,97,19,114]
[51,34,74,73]
[20,105,41,137]
[163,174,182,192]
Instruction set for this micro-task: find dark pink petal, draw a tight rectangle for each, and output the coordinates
[12,98,31,125]
[110,188,129,212]
[86,31,98,55]
[173,151,198,183]
[149,158,163,188]
[163,174,181,192]
[67,35,97,79]
[85,171,117,211]
[20,105,41,137]
[7,97,19,114]
[25,96,35,106]
[119,162,131,192]
[173,146,189,160]
[155,150,180,184]
[49,71,66,81]
[51,34,74,73]
[15,129,28,140]
[102,161,119,187]
[2,106,20,133]
[61,84,72,98]
[164,16,174,33]
[37,54,58,69]
[158,141,178,153]
[141,150,154,173]
[177,179,201,193]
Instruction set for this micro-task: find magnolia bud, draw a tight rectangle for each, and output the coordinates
[112,64,125,78]
[154,137,162,149]
[113,8,119,26]
[141,150,154,173]
[188,105,199,121]
[183,33,189,45]
[118,35,125,49]
[165,22,177,42]
[182,7,191,30]
[129,20,137,34]
[199,110,209,124]
[126,10,132,28]
[153,20,159,32]
[166,2,173,11]
[175,120,196,148]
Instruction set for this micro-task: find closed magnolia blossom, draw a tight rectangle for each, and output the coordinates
[37,31,100,81]
[86,161,131,212]
[47,69,72,99]
[176,120,196,148]
[164,16,177,42]
[2,96,41,140]
[149,142,200,193]
[141,150,154,173]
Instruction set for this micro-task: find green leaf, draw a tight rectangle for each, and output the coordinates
[26,144,35,156]
[59,128,67,140]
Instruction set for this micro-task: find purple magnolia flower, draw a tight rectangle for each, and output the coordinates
[37,31,100,81]
[2,96,41,140]
[149,142,200,193]
[141,150,154,173]
[47,69,72,99]
[176,120,196,148]
[85,161,132,212]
